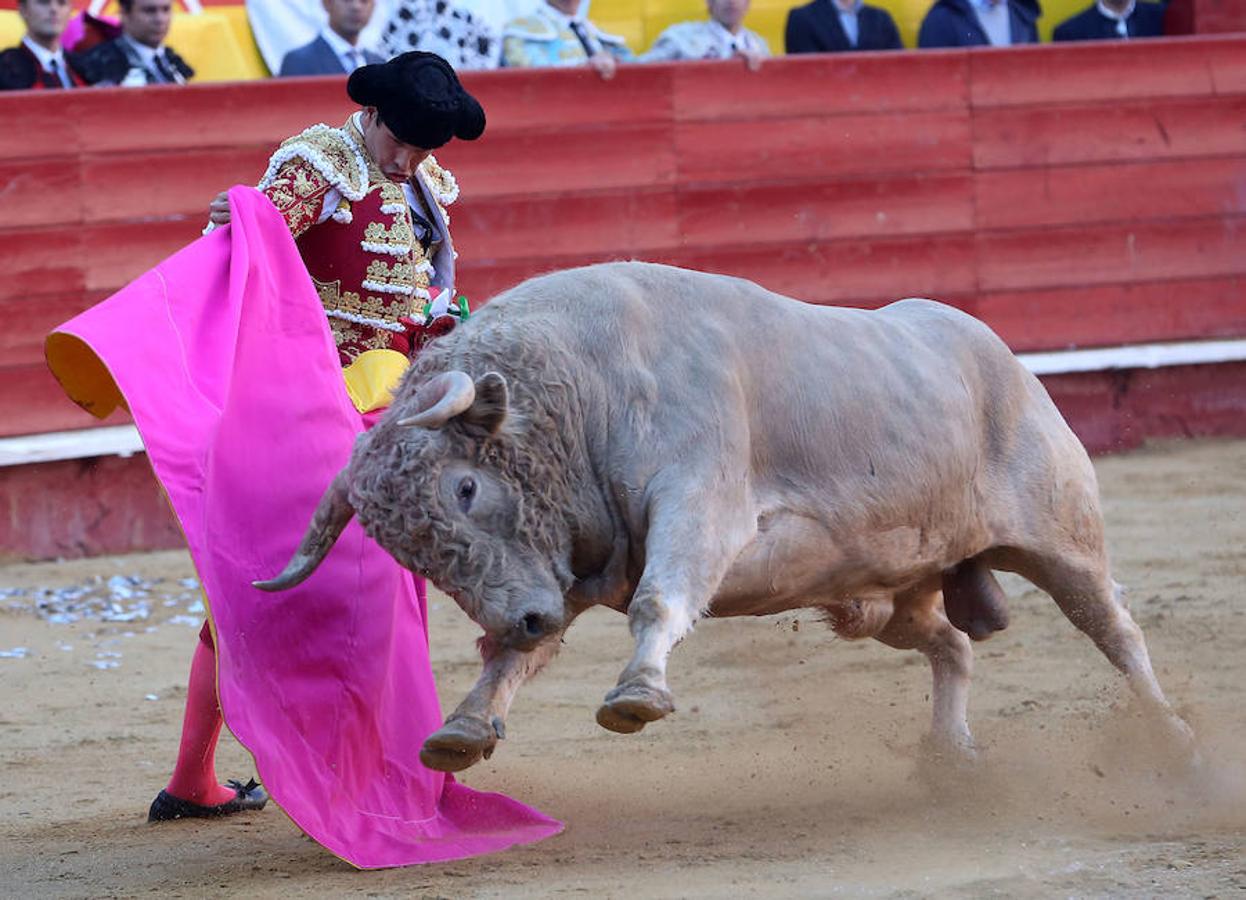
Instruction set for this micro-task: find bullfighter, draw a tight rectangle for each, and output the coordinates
[118,52,555,857]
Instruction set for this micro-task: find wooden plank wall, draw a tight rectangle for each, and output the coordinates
[2,37,1245,440]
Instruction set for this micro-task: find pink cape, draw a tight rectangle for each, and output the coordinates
[45,187,562,868]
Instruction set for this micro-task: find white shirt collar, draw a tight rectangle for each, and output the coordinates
[21,35,65,73]
[121,33,165,66]
[709,18,747,49]
[970,0,1005,11]
[543,3,579,25]
[1095,0,1136,21]
[321,26,362,60]
[543,1,595,26]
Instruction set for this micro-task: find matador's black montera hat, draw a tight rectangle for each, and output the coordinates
[347,51,486,150]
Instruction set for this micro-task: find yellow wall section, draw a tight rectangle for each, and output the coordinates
[596,0,1094,49]
[1,0,1098,82]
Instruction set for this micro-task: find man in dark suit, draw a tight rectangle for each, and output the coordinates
[918,0,1040,46]
[786,0,903,53]
[1053,0,1165,40]
[78,0,194,86]
[0,0,91,90]
[279,0,386,77]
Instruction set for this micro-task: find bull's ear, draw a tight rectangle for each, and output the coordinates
[462,371,508,435]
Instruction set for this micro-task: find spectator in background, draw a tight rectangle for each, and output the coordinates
[78,0,193,85]
[640,0,769,70]
[280,0,386,76]
[918,0,1039,47]
[1053,0,1165,40]
[785,0,903,53]
[502,0,631,80]
[379,0,500,69]
[0,0,91,90]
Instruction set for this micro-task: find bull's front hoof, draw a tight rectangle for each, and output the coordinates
[596,683,675,735]
[419,715,498,772]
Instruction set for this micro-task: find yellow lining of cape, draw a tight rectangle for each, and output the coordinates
[342,348,409,414]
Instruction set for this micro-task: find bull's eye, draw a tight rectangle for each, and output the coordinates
[456,476,477,511]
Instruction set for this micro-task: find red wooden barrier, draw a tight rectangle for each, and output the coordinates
[1,41,1245,438]
[2,39,1246,558]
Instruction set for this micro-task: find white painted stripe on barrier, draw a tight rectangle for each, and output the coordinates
[2,338,1244,467]
[1017,338,1246,376]
[0,425,144,467]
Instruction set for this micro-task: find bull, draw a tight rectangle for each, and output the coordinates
[258,262,1196,773]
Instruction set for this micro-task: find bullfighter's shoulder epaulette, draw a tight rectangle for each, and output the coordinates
[258,123,370,205]
[256,123,370,238]
[502,14,558,42]
[417,154,460,220]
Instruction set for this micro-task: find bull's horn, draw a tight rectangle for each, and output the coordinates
[397,371,475,428]
[253,467,355,592]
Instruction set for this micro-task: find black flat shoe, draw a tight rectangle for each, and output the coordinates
[147,778,268,822]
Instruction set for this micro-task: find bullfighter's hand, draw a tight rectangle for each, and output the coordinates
[737,50,764,73]
[588,52,617,81]
[208,191,231,226]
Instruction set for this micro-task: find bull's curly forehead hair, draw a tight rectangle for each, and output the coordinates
[349,332,583,606]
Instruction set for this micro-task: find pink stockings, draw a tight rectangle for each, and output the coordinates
[163,623,237,807]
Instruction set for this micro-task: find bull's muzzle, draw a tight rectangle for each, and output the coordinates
[500,610,563,651]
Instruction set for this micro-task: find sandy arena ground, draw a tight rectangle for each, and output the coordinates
[0,438,1243,898]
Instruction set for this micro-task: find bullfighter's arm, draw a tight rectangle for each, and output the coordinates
[204,157,335,237]
[257,157,336,239]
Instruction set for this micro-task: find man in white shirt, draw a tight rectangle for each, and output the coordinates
[279,0,387,77]
[502,0,632,80]
[0,0,90,90]
[78,0,195,86]
[641,0,770,70]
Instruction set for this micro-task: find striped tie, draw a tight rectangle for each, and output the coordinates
[154,52,176,83]
[48,58,67,89]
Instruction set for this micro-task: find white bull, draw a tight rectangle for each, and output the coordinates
[259,262,1196,773]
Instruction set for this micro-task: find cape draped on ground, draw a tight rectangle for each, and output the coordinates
[44,186,561,868]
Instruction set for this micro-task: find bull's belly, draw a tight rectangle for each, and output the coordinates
[706,510,962,618]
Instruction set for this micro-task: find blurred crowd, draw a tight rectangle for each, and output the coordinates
[1,0,1171,91]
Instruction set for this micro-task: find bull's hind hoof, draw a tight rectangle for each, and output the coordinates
[596,683,675,734]
[419,715,498,772]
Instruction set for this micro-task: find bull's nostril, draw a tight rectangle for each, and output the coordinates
[521,612,544,638]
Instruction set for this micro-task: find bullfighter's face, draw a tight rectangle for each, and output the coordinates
[19,0,72,47]
[348,372,571,651]
[122,0,172,48]
[708,0,750,31]
[360,108,433,185]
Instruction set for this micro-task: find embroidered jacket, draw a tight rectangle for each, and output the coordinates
[257,117,459,364]
[501,5,632,68]
[640,20,770,62]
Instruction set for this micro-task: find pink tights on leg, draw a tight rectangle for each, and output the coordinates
[163,624,237,807]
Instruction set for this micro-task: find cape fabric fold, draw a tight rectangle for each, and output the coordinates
[45,186,561,868]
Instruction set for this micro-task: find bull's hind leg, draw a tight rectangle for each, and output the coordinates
[1003,548,1197,757]
[874,585,977,762]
